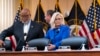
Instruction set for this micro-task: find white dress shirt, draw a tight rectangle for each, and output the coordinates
[23,20,31,40]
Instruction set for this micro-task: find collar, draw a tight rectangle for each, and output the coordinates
[23,20,31,25]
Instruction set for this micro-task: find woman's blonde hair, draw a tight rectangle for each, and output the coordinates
[49,12,65,29]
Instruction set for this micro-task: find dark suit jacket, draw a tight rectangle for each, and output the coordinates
[0,20,44,51]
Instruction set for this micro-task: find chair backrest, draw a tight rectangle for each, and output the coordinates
[61,36,89,50]
[27,38,50,50]
[4,39,12,51]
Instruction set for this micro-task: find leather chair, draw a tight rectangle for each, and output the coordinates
[61,36,89,50]
[27,38,50,50]
[4,39,12,51]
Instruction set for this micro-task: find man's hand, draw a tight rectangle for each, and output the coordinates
[0,40,4,47]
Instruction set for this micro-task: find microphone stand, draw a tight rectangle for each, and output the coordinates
[16,33,27,51]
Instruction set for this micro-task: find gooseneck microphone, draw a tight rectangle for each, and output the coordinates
[16,33,27,51]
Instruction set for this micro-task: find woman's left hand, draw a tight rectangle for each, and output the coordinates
[48,44,56,50]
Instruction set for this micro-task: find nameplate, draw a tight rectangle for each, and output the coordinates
[26,47,37,51]
[59,46,71,49]
[91,45,100,51]
[56,46,71,51]
[95,45,100,48]
[0,48,5,52]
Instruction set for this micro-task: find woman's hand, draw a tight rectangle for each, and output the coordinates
[48,44,56,50]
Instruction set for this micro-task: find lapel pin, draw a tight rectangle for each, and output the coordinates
[31,26,34,28]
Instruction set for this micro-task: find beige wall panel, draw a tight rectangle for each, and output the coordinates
[0,0,94,32]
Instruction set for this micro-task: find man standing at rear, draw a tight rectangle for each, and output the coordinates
[45,10,54,30]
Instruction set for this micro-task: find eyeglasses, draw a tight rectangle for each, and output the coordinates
[55,18,62,20]
[20,15,29,17]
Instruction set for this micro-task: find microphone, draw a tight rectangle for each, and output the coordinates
[81,44,86,50]
[54,28,60,37]
[56,29,60,34]
[55,28,60,33]
[16,36,24,51]
[81,39,86,50]
[16,33,27,51]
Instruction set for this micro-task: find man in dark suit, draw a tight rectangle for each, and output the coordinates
[0,8,44,51]
[45,10,55,31]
